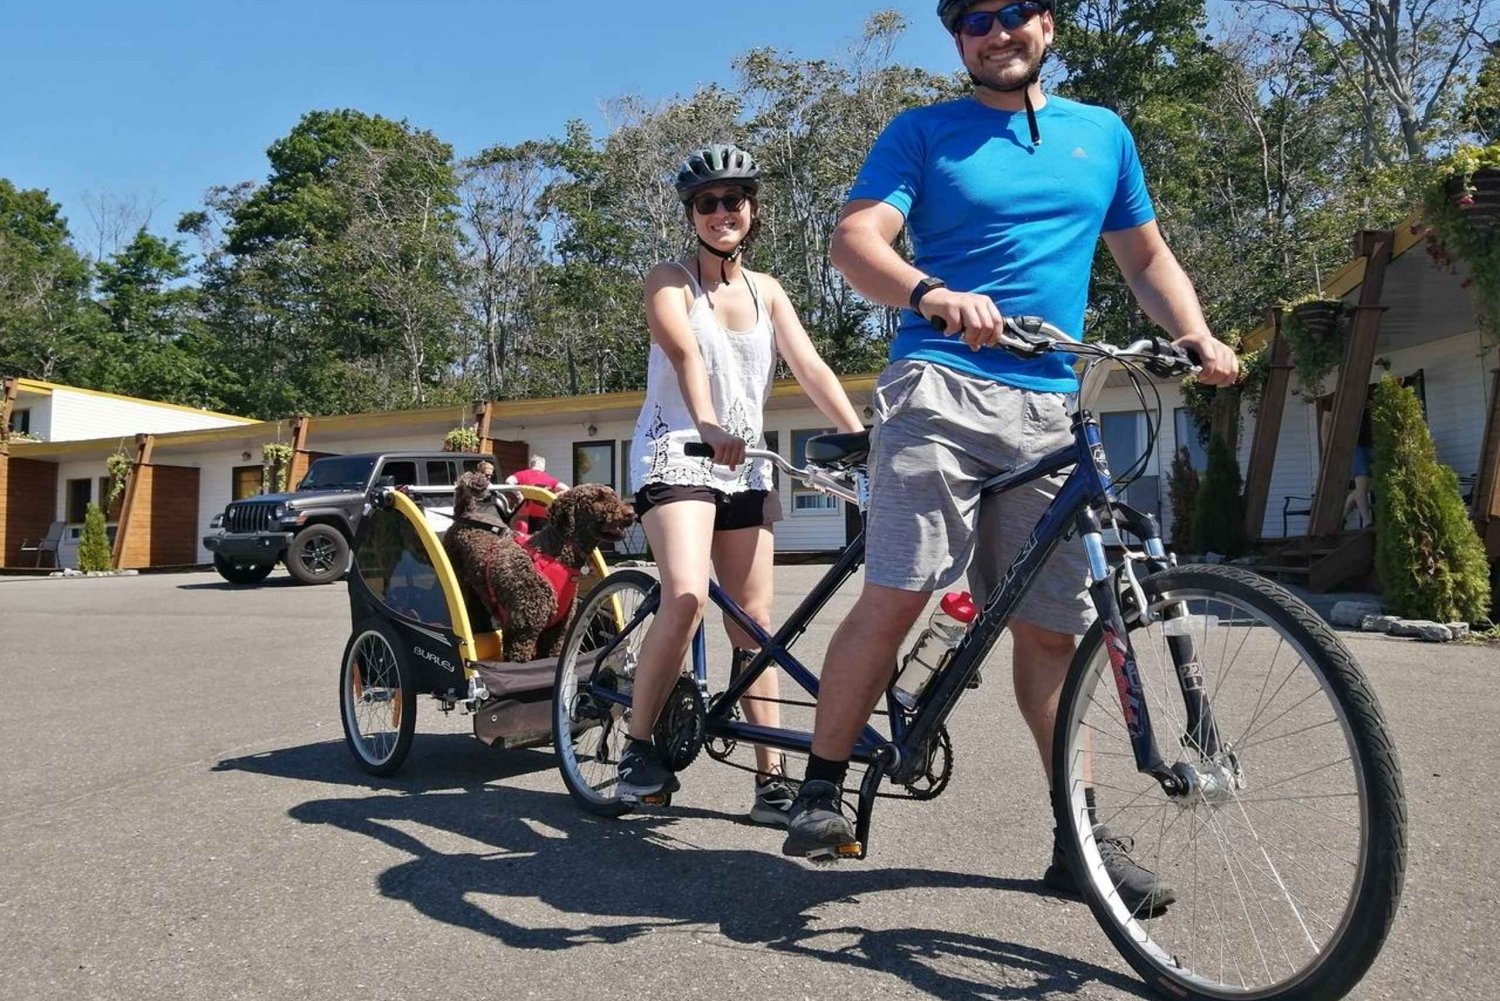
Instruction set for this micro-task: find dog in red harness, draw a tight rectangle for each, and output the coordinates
[444,471,635,663]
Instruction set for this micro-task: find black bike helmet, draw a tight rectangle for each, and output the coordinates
[937,0,1053,32]
[674,143,761,203]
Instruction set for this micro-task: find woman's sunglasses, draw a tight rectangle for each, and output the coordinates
[691,192,749,215]
[958,1,1047,36]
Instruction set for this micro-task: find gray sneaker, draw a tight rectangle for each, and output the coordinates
[781,780,859,859]
[1043,825,1176,915]
[749,777,797,827]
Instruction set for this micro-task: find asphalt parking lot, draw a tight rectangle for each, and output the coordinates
[2,566,1496,1000]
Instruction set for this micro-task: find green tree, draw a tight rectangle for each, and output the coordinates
[84,229,227,409]
[0,179,97,382]
[77,503,113,572]
[1370,376,1490,622]
[1191,432,1246,558]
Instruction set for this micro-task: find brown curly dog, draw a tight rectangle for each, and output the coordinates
[443,471,635,663]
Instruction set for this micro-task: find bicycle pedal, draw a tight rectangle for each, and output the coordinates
[805,841,863,862]
[639,792,672,807]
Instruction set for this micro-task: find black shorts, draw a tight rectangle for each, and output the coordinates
[632,483,782,531]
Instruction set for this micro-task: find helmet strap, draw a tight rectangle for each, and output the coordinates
[696,236,744,285]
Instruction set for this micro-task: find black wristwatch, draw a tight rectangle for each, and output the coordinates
[910,276,946,312]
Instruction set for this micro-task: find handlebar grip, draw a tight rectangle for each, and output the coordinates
[1181,344,1203,366]
[683,442,714,458]
[929,315,948,332]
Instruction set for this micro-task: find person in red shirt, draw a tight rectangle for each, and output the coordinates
[506,455,568,536]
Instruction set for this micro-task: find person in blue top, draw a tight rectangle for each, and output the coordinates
[781,0,1239,913]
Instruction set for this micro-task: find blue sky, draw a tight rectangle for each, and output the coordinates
[2,0,1239,253]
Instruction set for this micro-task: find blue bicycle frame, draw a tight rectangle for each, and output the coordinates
[582,405,1212,801]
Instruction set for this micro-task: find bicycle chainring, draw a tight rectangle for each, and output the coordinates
[901,725,953,800]
[653,675,707,772]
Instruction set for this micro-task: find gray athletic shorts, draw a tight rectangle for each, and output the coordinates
[865,359,1094,636]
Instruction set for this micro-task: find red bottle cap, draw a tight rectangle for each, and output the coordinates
[941,590,977,623]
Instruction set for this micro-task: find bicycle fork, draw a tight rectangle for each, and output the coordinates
[1080,509,1221,798]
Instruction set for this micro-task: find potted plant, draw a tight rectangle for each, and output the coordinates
[1281,293,1346,395]
[443,425,481,453]
[1422,142,1500,343]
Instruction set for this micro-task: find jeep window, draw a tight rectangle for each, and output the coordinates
[461,458,495,481]
[299,456,377,491]
[381,460,418,487]
[425,460,457,486]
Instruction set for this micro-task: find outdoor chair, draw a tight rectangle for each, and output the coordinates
[19,520,65,568]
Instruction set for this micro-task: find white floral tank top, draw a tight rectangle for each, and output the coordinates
[629,262,776,495]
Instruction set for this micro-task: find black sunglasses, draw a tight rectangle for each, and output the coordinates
[691,192,749,215]
[958,1,1046,36]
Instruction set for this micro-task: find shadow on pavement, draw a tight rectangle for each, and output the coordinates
[218,739,1151,1000]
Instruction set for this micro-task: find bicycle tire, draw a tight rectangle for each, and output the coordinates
[552,569,659,818]
[1052,564,1405,1001]
[339,619,417,776]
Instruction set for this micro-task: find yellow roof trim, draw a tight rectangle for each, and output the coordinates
[14,378,256,423]
[487,372,877,420]
[1242,217,1423,352]
[6,421,289,459]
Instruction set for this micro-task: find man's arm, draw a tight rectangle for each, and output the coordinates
[830,200,1006,351]
[1103,221,1238,386]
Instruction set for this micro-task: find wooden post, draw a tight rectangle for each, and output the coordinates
[1307,230,1393,538]
[111,433,155,569]
[0,378,12,565]
[0,377,16,436]
[286,416,313,489]
[1472,369,1500,558]
[473,400,496,455]
[1242,311,1292,541]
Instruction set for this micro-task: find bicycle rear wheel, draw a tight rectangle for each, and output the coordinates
[552,569,658,817]
[1053,564,1405,1001]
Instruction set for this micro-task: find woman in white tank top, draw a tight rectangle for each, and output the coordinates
[616,144,863,819]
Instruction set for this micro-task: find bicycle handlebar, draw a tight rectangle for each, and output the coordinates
[682,441,860,503]
[927,314,1201,374]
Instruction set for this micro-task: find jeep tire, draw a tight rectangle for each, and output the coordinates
[213,554,275,585]
[286,524,350,585]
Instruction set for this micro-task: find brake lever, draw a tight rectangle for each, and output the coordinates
[1140,336,1200,378]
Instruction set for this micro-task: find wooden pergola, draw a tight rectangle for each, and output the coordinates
[1242,224,1499,591]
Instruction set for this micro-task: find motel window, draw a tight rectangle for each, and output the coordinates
[791,429,837,512]
[618,440,633,499]
[9,408,30,435]
[1173,408,1208,472]
[66,478,92,523]
[232,465,264,500]
[573,441,616,491]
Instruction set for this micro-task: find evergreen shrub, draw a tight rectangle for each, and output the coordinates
[78,503,113,572]
[1191,432,1246,559]
[1371,376,1490,622]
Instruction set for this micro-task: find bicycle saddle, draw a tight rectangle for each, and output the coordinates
[805,429,870,468]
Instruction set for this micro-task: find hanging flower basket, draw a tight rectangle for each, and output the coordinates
[1281,297,1346,396]
[443,425,481,453]
[1423,144,1500,345]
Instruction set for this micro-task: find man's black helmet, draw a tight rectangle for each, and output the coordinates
[674,144,761,203]
[937,0,1053,32]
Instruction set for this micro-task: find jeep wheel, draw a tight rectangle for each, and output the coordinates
[287,524,350,585]
[213,554,275,585]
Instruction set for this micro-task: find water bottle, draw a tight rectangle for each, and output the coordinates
[893,591,977,704]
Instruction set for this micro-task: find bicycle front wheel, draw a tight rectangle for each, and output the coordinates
[1053,564,1405,1001]
[552,569,658,817]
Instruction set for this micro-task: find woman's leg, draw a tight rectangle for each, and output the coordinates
[1353,474,1372,526]
[711,522,781,777]
[629,499,717,742]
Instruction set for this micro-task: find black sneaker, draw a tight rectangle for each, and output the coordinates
[617,739,679,802]
[781,779,858,859]
[1043,825,1176,915]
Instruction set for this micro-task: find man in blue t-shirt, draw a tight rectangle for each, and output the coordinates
[782,0,1238,911]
